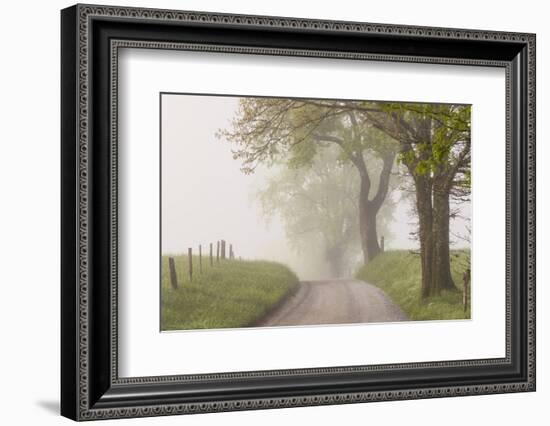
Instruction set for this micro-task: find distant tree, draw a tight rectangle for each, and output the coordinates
[256,146,396,277]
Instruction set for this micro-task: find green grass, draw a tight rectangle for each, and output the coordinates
[356,250,470,321]
[161,255,299,331]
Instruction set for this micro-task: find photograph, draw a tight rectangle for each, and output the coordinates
[160,93,472,331]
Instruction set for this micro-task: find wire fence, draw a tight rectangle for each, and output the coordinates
[167,239,236,289]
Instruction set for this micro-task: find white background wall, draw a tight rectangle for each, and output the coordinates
[0,0,546,424]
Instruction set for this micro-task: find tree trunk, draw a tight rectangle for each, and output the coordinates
[326,245,345,278]
[355,150,395,264]
[415,176,434,299]
[431,184,457,292]
[358,177,381,263]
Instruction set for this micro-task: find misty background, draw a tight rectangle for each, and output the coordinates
[161,94,470,279]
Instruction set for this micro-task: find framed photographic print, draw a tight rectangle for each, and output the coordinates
[61,4,536,421]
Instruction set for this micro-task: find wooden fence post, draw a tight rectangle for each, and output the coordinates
[216,241,220,264]
[229,244,233,260]
[168,257,178,290]
[380,236,385,252]
[188,248,193,281]
[209,243,213,266]
[199,244,202,273]
[221,240,226,260]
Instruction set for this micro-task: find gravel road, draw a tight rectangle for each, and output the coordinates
[257,279,408,327]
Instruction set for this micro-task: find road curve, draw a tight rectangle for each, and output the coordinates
[257,279,408,327]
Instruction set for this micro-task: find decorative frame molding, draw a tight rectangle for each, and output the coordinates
[61,3,535,421]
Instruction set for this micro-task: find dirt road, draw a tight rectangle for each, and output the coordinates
[257,279,408,327]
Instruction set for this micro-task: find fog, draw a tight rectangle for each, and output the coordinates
[161,94,470,279]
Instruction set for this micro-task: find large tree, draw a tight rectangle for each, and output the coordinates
[362,103,471,297]
[219,98,398,263]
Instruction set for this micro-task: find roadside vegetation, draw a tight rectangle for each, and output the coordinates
[356,250,470,321]
[161,255,299,331]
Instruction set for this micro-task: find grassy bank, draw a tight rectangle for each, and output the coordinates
[161,255,299,331]
[356,250,470,321]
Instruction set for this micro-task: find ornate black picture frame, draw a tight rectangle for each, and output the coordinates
[61,4,535,421]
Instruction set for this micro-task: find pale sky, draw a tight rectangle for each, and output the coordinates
[161,94,470,279]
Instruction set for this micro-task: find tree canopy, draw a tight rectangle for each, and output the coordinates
[220,96,471,298]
